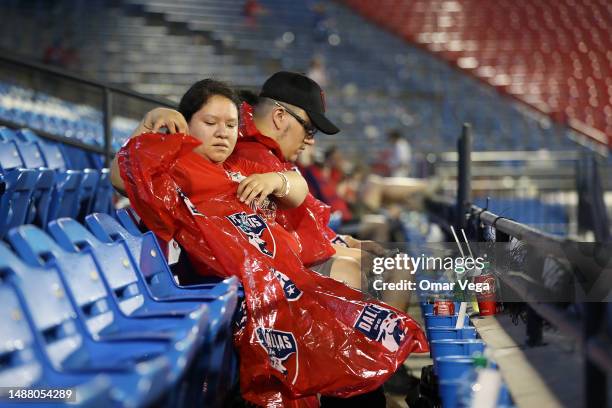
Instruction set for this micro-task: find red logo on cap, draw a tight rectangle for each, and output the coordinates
[320,90,326,112]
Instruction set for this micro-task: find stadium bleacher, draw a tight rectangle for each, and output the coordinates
[0,124,113,238]
[0,0,587,157]
[341,0,612,148]
[0,0,610,407]
[0,215,239,407]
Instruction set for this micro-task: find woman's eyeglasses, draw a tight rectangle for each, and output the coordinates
[273,101,318,139]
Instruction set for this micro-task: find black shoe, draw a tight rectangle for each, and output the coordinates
[320,386,386,408]
[384,365,419,394]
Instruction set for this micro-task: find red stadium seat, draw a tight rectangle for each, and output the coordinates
[341,0,611,146]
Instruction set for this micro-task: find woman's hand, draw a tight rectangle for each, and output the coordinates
[141,108,189,134]
[237,172,284,206]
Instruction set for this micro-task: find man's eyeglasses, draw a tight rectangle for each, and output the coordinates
[273,101,318,139]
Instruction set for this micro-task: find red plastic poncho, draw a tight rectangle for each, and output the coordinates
[235,102,340,265]
[118,133,428,407]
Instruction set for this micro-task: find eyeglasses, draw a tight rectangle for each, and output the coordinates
[273,101,318,139]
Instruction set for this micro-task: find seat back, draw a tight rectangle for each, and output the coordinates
[0,140,25,171]
[0,280,42,387]
[0,169,39,238]
[0,242,83,371]
[37,141,68,171]
[25,169,55,227]
[0,126,17,142]
[48,219,146,315]
[77,169,101,220]
[47,170,83,221]
[87,152,106,170]
[15,128,40,143]
[7,225,116,338]
[85,213,178,297]
[62,145,90,171]
[115,208,144,236]
[90,169,113,214]
[15,141,46,169]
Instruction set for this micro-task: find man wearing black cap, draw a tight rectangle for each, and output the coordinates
[236,72,409,292]
[235,72,374,286]
[237,71,339,162]
[235,71,387,408]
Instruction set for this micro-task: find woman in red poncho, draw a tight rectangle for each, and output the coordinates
[110,80,427,407]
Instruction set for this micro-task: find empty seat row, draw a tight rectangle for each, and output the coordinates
[0,211,239,407]
[0,127,113,238]
[0,126,104,171]
[0,81,139,150]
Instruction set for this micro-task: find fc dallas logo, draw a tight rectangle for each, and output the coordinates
[226,212,276,258]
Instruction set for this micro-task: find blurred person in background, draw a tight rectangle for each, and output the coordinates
[42,33,80,70]
[307,55,328,88]
[242,0,265,28]
[302,145,352,222]
[387,129,412,177]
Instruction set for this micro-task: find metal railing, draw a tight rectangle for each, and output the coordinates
[426,123,611,408]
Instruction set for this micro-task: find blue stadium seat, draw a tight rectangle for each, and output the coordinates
[37,140,69,171]
[15,128,41,143]
[11,139,60,227]
[115,206,144,236]
[62,145,91,171]
[47,170,83,222]
[114,207,245,287]
[87,211,239,298]
[46,219,210,316]
[49,219,238,404]
[0,126,17,141]
[0,140,39,238]
[6,225,209,387]
[76,169,101,220]
[84,213,241,403]
[48,218,212,317]
[24,167,55,227]
[90,168,113,215]
[87,152,106,170]
[0,277,115,408]
[13,140,46,169]
[0,243,171,408]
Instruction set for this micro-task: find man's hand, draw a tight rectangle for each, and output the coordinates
[343,235,387,257]
[237,172,284,206]
[142,108,189,134]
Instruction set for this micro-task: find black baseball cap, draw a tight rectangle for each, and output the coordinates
[259,71,340,135]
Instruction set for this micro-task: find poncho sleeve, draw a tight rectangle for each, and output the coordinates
[117,132,201,242]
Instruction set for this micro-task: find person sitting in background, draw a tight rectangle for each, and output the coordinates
[302,145,352,222]
[387,129,412,177]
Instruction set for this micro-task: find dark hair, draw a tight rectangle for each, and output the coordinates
[388,129,402,141]
[237,89,260,106]
[324,145,338,161]
[178,79,241,123]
